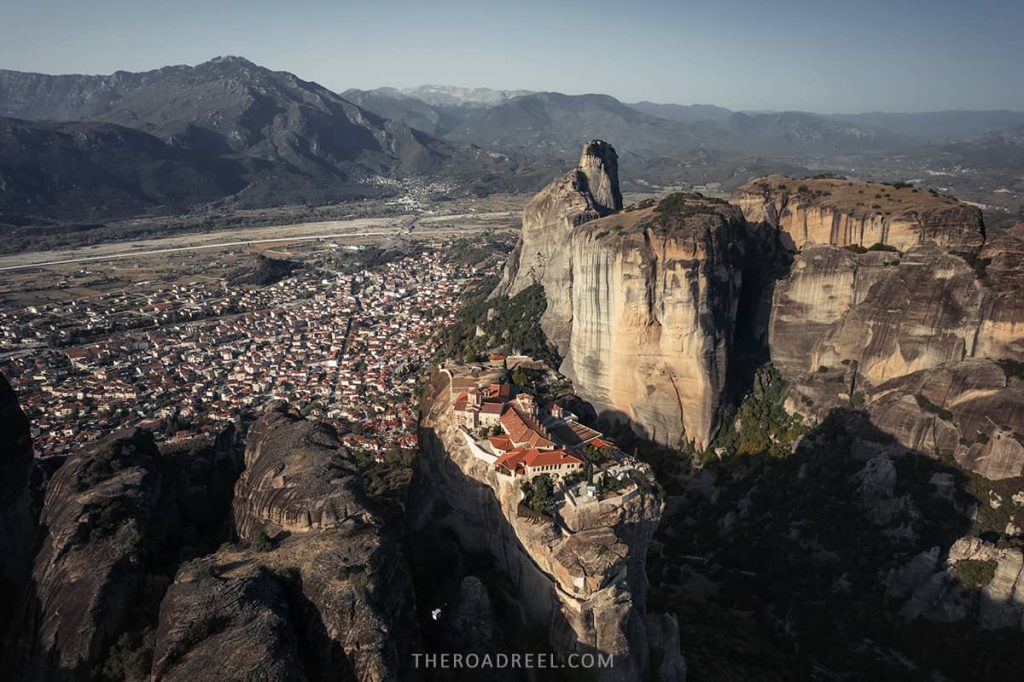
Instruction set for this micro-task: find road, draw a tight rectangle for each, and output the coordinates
[0,231,401,271]
[0,210,517,272]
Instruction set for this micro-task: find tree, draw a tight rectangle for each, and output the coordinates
[251,530,273,552]
[521,474,555,514]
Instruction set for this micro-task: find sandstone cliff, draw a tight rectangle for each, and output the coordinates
[740,177,1024,481]
[500,142,744,448]
[563,197,745,447]
[496,140,623,354]
[734,175,984,252]
[977,222,1024,359]
[412,368,684,681]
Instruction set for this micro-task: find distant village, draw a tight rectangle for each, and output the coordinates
[1,248,484,457]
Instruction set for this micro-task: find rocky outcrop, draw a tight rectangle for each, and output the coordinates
[751,187,1024,480]
[865,361,1024,479]
[151,558,306,681]
[154,402,419,682]
[0,374,36,645]
[6,429,168,680]
[496,140,623,354]
[500,143,744,447]
[563,197,745,447]
[412,369,681,681]
[977,222,1024,359]
[734,175,984,252]
[889,537,1024,630]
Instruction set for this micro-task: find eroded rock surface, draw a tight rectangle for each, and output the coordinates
[155,402,420,682]
[734,175,984,252]
[564,197,745,447]
[413,369,681,681]
[496,140,622,354]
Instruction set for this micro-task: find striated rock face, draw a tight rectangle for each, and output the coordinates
[977,222,1024,359]
[0,374,36,644]
[151,558,306,681]
[412,369,683,681]
[496,140,622,354]
[563,197,745,447]
[152,401,419,682]
[755,181,1024,481]
[733,175,984,252]
[501,142,744,448]
[6,430,167,680]
[865,361,1024,480]
[770,244,983,386]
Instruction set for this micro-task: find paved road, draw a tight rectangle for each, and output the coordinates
[0,231,404,272]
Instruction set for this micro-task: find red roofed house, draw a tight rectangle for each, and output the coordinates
[494,447,582,480]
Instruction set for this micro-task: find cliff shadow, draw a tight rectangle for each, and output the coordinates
[726,221,796,407]
[275,569,356,682]
[646,406,1024,681]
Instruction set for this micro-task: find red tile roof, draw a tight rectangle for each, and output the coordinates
[489,435,514,452]
[524,449,582,468]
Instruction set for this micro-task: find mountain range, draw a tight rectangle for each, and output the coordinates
[0,57,543,223]
[2,56,1023,226]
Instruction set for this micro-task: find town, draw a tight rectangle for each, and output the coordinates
[0,243,489,458]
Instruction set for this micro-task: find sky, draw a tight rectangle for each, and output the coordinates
[1,0,1022,113]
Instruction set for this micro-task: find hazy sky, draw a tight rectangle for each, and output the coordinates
[2,0,1022,113]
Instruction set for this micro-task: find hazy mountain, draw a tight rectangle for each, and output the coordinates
[0,117,245,221]
[398,85,533,108]
[340,87,465,136]
[829,110,1024,141]
[933,124,1024,170]
[628,100,733,123]
[341,85,538,136]
[718,110,906,154]
[444,91,901,159]
[0,58,537,222]
[445,92,700,158]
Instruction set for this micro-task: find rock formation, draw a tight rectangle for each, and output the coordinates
[412,368,684,681]
[977,222,1024,359]
[500,142,744,447]
[155,401,420,682]
[5,429,169,680]
[733,175,984,252]
[737,178,1024,481]
[563,197,745,447]
[0,375,36,645]
[889,536,1024,629]
[0,398,418,682]
[496,140,623,354]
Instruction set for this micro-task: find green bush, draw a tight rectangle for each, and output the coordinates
[521,474,556,515]
[712,364,807,460]
[250,530,273,552]
[952,559,997,589]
